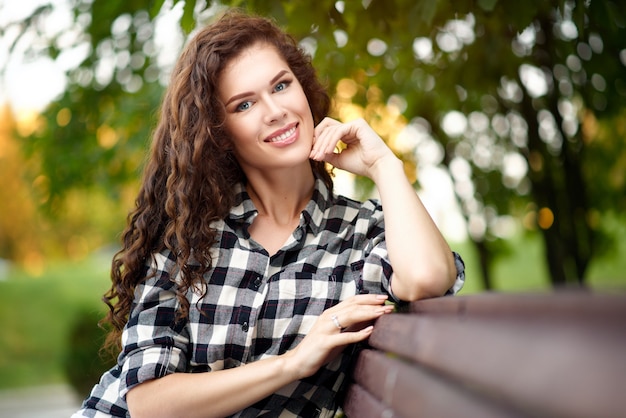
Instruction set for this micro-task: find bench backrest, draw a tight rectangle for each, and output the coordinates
[342,291,626,418]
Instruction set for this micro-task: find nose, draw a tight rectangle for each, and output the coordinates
[262,95,287,124]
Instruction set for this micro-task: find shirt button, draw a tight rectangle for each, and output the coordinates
[242,321,249,332]
[253,278,262,289]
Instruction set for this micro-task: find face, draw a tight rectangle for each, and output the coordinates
[219,42,315,175]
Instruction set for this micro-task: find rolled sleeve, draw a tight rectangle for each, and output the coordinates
[446,251,465,295]
[357,201,396,299]
[358,201,465,299]
[354,200,466,300]
[360,236,395,296]
[117,253,190,399]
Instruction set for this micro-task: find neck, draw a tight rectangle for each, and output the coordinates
[245,167,315,225]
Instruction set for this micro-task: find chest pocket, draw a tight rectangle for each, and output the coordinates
[259,263,360,328]
[252,262,364,354]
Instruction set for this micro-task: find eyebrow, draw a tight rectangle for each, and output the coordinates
[224,69,290,107]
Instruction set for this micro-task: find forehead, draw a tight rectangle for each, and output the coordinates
[219,43,290,90]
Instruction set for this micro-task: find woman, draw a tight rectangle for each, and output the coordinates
[73,10,464,418]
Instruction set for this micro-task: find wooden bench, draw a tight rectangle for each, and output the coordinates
[342,291,626,418]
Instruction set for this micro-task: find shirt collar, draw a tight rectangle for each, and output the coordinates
[229,182,257,224]
[227,176,333,236]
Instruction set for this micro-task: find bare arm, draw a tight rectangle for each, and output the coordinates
[368,154,457,300]
[127,353,295,418]
[126,294,393,418]
[312,117,457,301]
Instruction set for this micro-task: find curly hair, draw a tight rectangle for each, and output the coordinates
[102,10,332,351]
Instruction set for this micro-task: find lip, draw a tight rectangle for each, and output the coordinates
[264,122,298,146]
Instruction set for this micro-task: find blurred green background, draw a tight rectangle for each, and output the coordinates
[1,0,625,398]
[2,231,625,393]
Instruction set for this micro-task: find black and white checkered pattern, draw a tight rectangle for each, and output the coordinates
[74,178,465,417]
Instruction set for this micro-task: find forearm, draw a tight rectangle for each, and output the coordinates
[311,117,457,299]
[127,293,391,418]
[370,156,457,301]
[127,353,299,418]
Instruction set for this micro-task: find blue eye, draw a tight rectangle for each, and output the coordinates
[275,81,290,92]
[236,101,251,112]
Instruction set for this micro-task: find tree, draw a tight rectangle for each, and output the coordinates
[2,0,624,287]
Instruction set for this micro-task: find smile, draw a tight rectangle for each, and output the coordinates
[266,125,297,143]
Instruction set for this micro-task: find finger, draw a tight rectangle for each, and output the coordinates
[313,117,340,137]
[311,125,344,160]
[332,326,375,345]
[343,319,376,333]
[344,293,390,306]
[321,151,340,167]
[326,302,394,333]
[313,118,357,150]
[319,295,389,332]
[319,324,375,347]
[330,294,390,312]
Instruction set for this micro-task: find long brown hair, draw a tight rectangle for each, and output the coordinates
[102,10,332,351]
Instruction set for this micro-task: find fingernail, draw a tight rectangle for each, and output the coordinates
[376,295,389,300]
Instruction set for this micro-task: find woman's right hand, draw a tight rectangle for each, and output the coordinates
[283,294,394,379]
[310,117,398,181]
[127,293,394,418]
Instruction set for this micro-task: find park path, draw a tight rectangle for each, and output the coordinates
[0,384,81,418]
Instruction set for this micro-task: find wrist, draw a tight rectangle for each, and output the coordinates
[278,349,305,381]
[369,154,404,185]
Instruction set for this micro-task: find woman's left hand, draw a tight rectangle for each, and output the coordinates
[310,117,397,179]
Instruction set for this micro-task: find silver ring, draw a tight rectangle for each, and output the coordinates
[331,314,343,330]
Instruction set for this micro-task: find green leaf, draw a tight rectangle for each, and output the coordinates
[478,0,498,12]
[414,0,441,25]
[181,0,197,33]
[150,0,167,18]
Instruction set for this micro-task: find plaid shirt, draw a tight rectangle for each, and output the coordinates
[74,177,465,418]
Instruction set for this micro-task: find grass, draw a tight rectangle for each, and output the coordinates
[0,252,111,390]
[0,231,624,392]
[450,235,551,295]
[453,222,626,294]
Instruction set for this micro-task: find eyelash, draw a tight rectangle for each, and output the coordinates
[274,80,291,92]
[234,79,292,112]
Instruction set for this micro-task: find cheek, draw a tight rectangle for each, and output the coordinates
[299,94,315,124]
[225,118,253,143]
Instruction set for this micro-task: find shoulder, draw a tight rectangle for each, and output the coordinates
[307,177,383,234]
[136,249,181,295]
[329,193,383,221]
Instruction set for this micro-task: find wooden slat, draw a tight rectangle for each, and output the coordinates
[349,349,527,418]
[409,291,626,326]
[342,382,401,418]
[368,312,626,418]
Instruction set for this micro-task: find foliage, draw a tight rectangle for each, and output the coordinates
[0,107,43,265]
[1,0,625,286]
[0,231,624,391]
[0,255,110,390]
[63,305,116,399]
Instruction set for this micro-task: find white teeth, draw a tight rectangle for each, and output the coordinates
[269,126,296,142]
